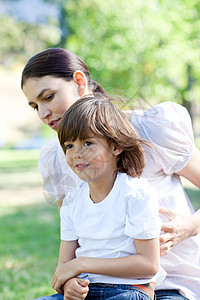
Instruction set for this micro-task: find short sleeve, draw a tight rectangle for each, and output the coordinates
[38,138,81,204]
[139,101,196,174]
[124,179,161,239]
[60,197,78,241]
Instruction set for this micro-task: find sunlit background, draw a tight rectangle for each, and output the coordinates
[0,0,200,299]
[1,0,200,148]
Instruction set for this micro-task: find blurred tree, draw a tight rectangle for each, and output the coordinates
[2,0,200,120]
[0,14,60,66]
[47,0,200,118]
[43,0,70,46]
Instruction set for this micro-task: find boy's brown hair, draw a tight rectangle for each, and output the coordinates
[58,96,149,177]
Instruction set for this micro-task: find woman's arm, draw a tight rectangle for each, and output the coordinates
[177,148,200,188]
[52,237,160,291]
[159,149,200,255]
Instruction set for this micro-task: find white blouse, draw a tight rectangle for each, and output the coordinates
[38,101,200,300]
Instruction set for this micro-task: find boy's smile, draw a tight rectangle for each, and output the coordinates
[74,163,90,171]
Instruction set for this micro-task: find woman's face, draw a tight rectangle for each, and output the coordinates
[22,75,81,131]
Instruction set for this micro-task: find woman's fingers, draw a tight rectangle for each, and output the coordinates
[159,206,175,221]
[160,240,173,256]
[159,206,194,254]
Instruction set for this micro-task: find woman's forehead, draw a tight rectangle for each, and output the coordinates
[23,76,65,100]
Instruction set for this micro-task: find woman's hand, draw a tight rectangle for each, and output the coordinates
[159,206,196,255]
[52,259,81,293]
[63,277,90,300]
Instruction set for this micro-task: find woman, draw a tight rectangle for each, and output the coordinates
[21,48,200,300]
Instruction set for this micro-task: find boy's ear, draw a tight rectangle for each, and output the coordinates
[112,144,123,156]
[73,71,87,97]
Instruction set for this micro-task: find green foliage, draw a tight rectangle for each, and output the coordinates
[2,0,200,121]
[195,137,200,149]
[57,0,200,104]
[184,188,200,211]
[2,0,200,106]
[0,14,60,66]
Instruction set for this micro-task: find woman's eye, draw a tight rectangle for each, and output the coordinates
[32,105,38,111]
[84,141,92,146]
[45,93,54,101]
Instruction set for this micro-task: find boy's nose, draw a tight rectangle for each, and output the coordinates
[74,147,84,159]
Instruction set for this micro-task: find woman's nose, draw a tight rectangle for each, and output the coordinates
[38,104,51,120]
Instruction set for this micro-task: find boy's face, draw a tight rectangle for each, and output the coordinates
[64,136,119,185]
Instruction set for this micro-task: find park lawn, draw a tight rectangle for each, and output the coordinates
[0,149,60,299]
[0,204,60,300]
[0,149,200,299]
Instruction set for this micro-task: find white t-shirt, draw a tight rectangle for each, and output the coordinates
[60,173,162,285]
[38,101,200,300]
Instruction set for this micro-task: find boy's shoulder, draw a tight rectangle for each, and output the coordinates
[118,173,155,203]
[120,173,151,190]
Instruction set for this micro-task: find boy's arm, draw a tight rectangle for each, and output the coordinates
[52,237,160,291]
[58,239,78,264]
[79,237,160,279]
[52,239,79,294]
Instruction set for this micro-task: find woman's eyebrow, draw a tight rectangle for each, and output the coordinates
[37,88,50,100]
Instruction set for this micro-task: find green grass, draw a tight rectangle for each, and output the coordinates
[0,149,39,170]
[0,149,60,299]
[0,204,60,300]
[0,149,199,299]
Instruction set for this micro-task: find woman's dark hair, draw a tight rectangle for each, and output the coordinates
[21,48,107,97]
[58,96,149,178]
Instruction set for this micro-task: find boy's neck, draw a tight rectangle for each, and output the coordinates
[88,172,117,203]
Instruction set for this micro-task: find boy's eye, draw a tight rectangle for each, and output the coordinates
[64,144,73,150]
[84,141,92,146]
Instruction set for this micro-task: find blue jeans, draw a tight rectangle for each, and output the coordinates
[34,291,149,299]
[34,289,188,300]
[86,284,151,299]
[155,290,188,300]
[34,284,151,299]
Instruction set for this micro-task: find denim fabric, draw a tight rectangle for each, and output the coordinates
[33,288,188,300]
[155,289,188,300]
[33,284,150,300]
[86,284,151,299]
[33,294,63,300]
